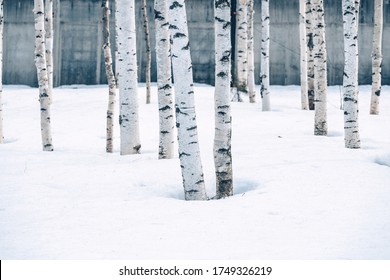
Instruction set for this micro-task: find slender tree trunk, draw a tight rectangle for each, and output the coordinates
[115,0,141,155]
[142,0,152,104]
[247,0,256,103]
[45,0,53,103]
[312,0,327,136]
[300,0,309,110]
[370,0,382,115]
[102,0,116,153]
[169,0,207,201]
[0,0,3,144]
[260,0,270,111]
[154,0,175,159]
[214,0,233,199]
[306,0,315,110]
[343,0,361,148]
[234,0,248,102]
[34,0,53,151]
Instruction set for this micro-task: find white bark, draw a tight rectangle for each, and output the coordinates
[214,0,233,198]
[34,0,53,151]
[342,0,361,148]
[300,0,309,110]
[370,0,382,115]
[260,0,270,111]
[102,0,116,153]
[45,0,53,101]
[154,0,175,159]
[0,0,3,144]
[169,0,207,200]
[234,0,248,102]
[312,0,327,136]
[115,0,141,155]
[142,0,151,104]
[247,0,256,103]
[306,0,315,110]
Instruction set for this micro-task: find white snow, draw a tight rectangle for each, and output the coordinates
[0,84,389,259]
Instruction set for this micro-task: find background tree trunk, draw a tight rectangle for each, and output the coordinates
[154,0,175,159]
[234,0,248,102]
[247,0,256,103]
[115,0,141,155]
[34,0,53,151]
[214,0,233,198]
[260,0,270,111]
[0,0,3,143]
[306,0,315,110]
[169,0,208,201]
[45,0,53,103]
[102,0,116,153]
[142,0,151,104]
[312,0,327,136]
[370,0,382,115]
[300,0,309,110]
[343,0,361,148]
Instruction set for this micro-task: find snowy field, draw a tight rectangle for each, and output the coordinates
[0,84,389,259]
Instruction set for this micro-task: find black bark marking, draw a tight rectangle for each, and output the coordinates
[169,1,183,10]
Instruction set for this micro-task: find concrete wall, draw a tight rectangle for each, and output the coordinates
[3,0,390,86]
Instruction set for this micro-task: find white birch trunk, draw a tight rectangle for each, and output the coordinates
[154,0,175,159]
[342,0,361,148]
[102,0,116,153]
[306,0,315,110]
[169,0,207,200]
[247,0,256,103]
[34,0,53,151]
[214,0,233,198]
[234,0,248,102]
[0,0,3,144]
[312,0,327,136]
[300,0,309,110]
[370,0,382,115]
[260,0,270,111]
[142,0,151,104]
[115,0,141,155]
[45,0,53,101]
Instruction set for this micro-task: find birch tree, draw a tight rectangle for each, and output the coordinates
[370,0,383,115]
[102,0,116,153]
[260,0,270,111]
[154,0,175,159]
[142,0,152,104]
[34,0,53,151]
[306,0,315,110]
[234,0,248,102]
[0,0,3,144]
[45,0,53,101]
[312,0,327,136]
[214,0,233,198]
[300,0,309,110]
[247,0,256,103]
[169,0,208,200]
[342,0,360,148]
[115,0,141,155]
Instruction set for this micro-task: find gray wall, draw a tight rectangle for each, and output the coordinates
[3,0,390,86]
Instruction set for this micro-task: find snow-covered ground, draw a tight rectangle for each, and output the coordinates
[1,84,389,259]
